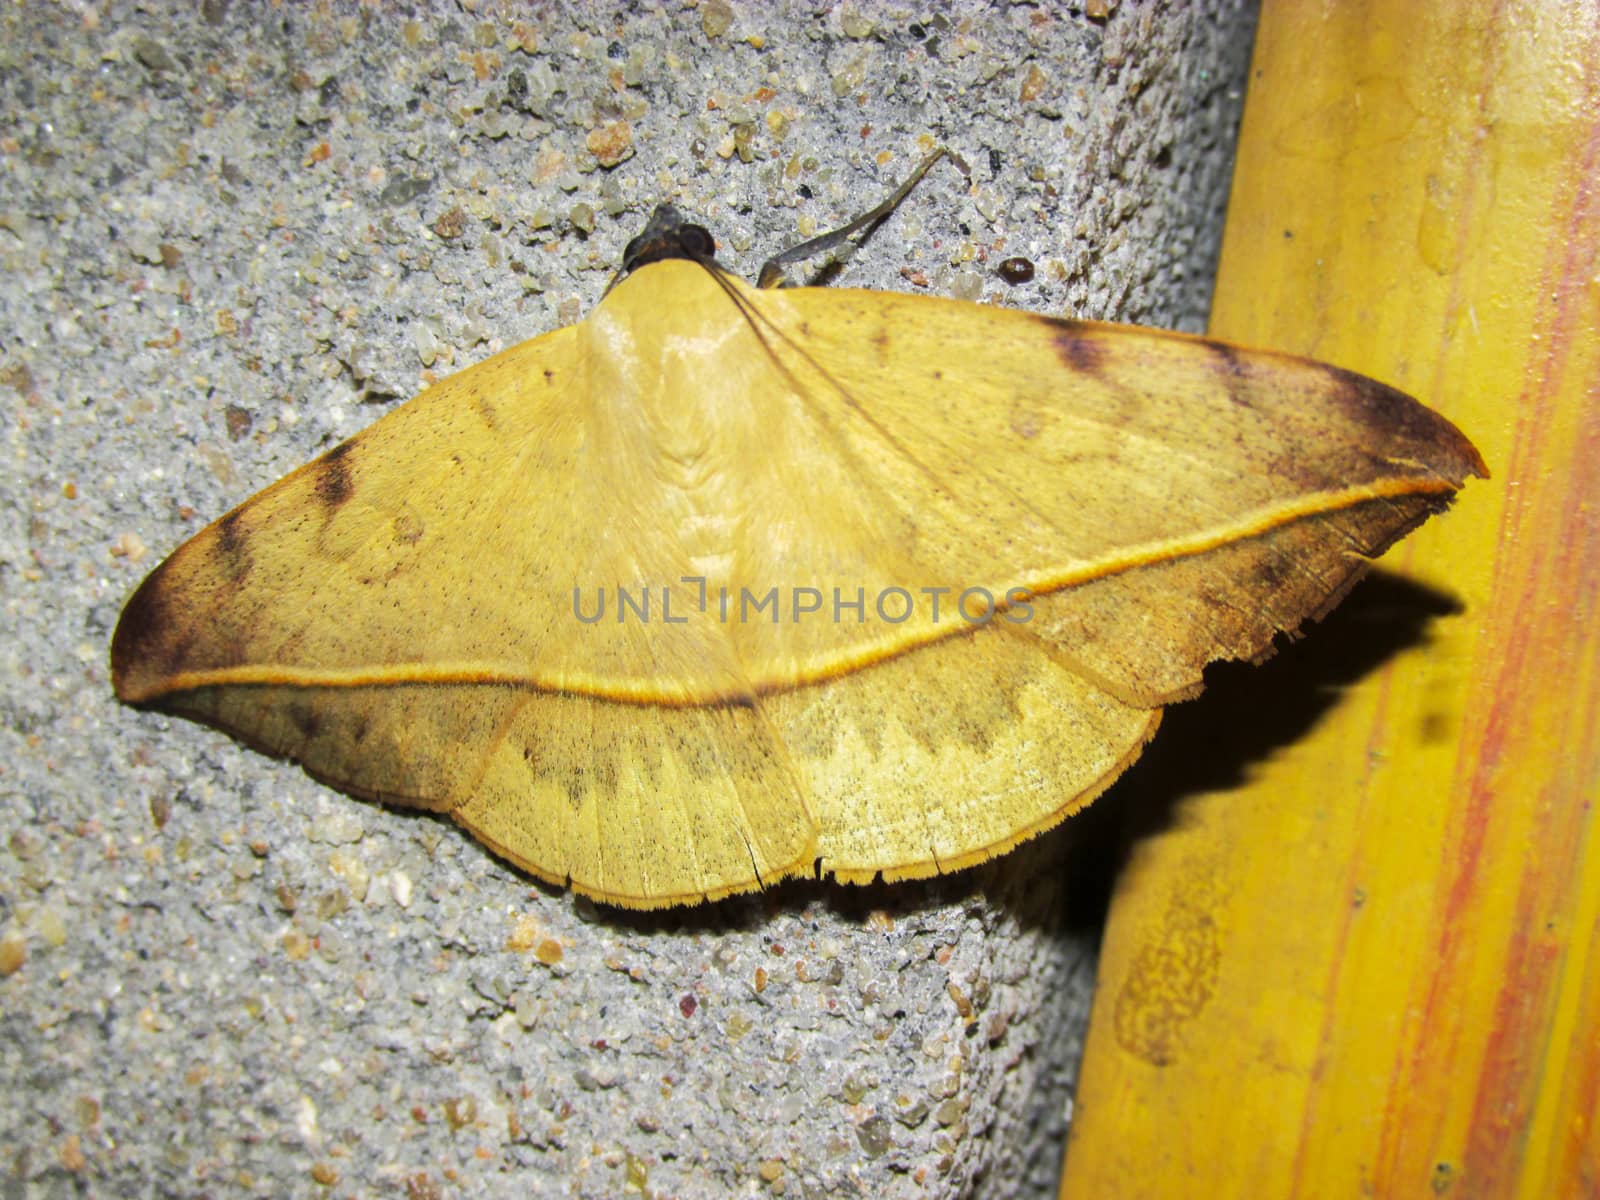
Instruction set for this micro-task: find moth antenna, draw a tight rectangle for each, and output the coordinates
[756,147,968,290]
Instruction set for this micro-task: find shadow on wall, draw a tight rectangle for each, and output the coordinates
[1061,567,1466,938]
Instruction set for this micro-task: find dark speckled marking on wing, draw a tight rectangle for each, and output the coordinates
[217,509,244,554]
[288,700,322,741]
[1038,315,1111,376]
[1204,340,1255,405]
[216,509,253,579]
[314,440,356,509]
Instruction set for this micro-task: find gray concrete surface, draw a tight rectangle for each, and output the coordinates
[0,2,1254,1195]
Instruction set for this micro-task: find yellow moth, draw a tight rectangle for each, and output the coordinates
[112,161,1486,909]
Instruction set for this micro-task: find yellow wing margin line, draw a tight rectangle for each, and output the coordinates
[122,475,1463,707]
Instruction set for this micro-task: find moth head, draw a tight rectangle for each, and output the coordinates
[620,205,718,276]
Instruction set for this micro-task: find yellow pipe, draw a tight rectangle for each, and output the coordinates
[1062,3,1600,1196]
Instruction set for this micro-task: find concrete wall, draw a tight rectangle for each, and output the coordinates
[0,2,1255,1194]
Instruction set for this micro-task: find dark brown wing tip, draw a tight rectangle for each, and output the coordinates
[1318,362,1490,485]
[110,561,176,704]
[1035,315,1490,487]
